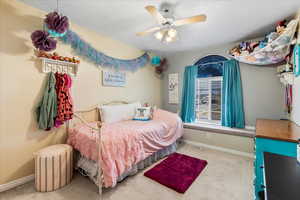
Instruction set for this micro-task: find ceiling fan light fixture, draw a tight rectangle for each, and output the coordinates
[137,4,207,45]
[167,28,177,38]
[154,31,164,40]
[165,35,175,43]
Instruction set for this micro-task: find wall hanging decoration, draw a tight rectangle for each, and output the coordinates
[102,71,126,87]
[285,84,293,114]
[229,18,299,65]
[44,11,69,38]
[31,30,57,52]
[168,73,179,104]
[59,30,149,72]
[151,56,162,66]
[30,8,149,71]
[37,51,80,76]
[150,56,168,74]
[31,10,69,52]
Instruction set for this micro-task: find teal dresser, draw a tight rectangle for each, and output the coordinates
[254,119,300,199]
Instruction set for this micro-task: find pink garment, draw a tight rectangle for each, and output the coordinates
[67,109,183,187]
[55,73,73,128]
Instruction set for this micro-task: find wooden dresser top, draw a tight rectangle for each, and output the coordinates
[256,119,300,143]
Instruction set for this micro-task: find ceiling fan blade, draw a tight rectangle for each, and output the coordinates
[173,14,207,27]
[145,5,166,24]
[136,26,161,36]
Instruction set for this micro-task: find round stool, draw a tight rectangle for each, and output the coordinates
[34,144,73,192]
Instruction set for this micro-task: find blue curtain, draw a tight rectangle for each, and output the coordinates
[294,44,300,77]
[221,59,245,128]
[180,65,198,122]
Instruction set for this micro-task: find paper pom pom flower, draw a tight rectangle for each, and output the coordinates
[31,30,57,52]
[44,12,69,34]
[151,56,161,66]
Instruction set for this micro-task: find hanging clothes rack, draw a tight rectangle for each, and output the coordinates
[41,57,79,76]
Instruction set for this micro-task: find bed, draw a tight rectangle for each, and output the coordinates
[66,101,183,196]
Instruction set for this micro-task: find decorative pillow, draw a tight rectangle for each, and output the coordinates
[99,102,141,123]
[133,107,152,121]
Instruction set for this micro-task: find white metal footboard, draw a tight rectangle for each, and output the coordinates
[67,101,129,200]
[67,107,103,199]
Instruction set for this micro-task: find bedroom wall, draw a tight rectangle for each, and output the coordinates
[291,74,300,126]
[161,44,286,127]
[0,0,161,185]
[291,14,300,126]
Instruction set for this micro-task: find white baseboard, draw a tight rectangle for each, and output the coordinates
[182,139,254,159]
[0,174,35,193]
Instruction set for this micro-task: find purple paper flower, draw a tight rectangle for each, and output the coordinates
[44,12,69,34]
[31,30,57,51]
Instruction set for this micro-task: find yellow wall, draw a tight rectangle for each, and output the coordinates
[0,0,161,184]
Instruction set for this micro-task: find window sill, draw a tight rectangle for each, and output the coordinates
[183,122,255,138]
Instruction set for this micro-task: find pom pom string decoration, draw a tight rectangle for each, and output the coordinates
[44,11,69,37]
[60,30,149,72]
[156,58,167,74]
[151,56,162,66]
[31,30,57,52]
[31,9,149,71]
[155,58,168,74]
[150,56,167,74]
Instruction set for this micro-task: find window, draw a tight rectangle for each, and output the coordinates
[195,76,222,123]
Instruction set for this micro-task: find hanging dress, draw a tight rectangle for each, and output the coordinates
[55,73,73,127]
[36,72,57,130]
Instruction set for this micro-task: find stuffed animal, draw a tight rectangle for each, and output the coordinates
[267,32,280,43]
[276,20,287,35]
[230,47,241,57]
[249,42,259,51]
[239,41,249,51]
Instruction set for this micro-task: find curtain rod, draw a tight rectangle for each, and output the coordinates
[195,60,230,66]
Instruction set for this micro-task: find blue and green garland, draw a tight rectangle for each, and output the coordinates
[60,30,149,72]
[31,11,149,72]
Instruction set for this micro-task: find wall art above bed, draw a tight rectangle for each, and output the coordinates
[102,71,126,87]
[168,73,179,104]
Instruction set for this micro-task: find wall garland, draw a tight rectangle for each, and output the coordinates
[60,30,149,72]
[31,11,149,72]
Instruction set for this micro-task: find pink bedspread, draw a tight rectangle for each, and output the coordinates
[67,109,183,187]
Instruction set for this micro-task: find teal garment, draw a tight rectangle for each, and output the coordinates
[36,72,57,130]
[221,59,245,128]
[180,65,198,122]
[294,44,300,77]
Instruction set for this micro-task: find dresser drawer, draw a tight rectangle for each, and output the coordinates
[254,137,297,199]
[255,138,297,157]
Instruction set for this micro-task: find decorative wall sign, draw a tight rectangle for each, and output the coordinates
[102,71,126,87]
[168,73,179,104]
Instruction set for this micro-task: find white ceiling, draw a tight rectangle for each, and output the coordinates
[20,0,300,53]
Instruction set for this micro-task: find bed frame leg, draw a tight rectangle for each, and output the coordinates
[97,122,102,200]
[97,166,102,199]
[98,185,102,200]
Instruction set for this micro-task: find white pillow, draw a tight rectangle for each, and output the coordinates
[133,107,152,121]
[99,102,141,123]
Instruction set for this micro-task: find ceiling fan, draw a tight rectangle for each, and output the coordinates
[136,3,207,43]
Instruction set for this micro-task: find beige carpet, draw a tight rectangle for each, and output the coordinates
[0,143,253,200]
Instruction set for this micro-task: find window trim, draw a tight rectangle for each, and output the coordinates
[183,122,255,138]
[195,76,223,124]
